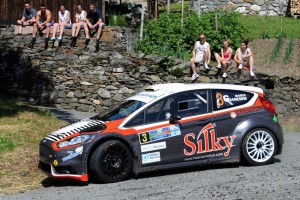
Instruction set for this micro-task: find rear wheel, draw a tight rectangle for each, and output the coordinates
[242,128,277,165]
[90,140,133,183]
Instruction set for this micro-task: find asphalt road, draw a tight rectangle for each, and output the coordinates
[1,109,300,200]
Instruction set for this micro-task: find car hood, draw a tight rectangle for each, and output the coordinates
[44,119,106,142]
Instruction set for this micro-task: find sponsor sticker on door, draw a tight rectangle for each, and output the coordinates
[141,142,166,153]
[142,152,161,164]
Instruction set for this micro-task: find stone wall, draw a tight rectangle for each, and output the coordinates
[190,0,288,16]
[0,25,299,116]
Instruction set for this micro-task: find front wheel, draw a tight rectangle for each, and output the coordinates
[90,140,133,183]
[242,128,277,166]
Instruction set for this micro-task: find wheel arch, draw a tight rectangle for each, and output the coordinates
[233,118,280,159]
[86,134,138,174]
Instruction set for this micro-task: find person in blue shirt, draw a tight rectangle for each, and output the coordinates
[86,3,106,50]
[17,1,37,39]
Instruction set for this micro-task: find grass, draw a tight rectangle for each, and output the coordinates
[0,96,66,194]
[239,15,300,39]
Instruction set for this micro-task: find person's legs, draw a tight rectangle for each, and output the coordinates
[83,23,90,39]
[58,22,66,39]
[190,57,200,80]
[214,53,222,68]
[236,51,243,69]
[203,49,210,69]
[71,23,77,37]
[222,60,230,78]
[51,23,59,40]
[75,23,82,37]
[44,23,50,38]
[246,56,255,77]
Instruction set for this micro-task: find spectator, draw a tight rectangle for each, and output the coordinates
[50,5,71,41]
[17,1,37,36]
[33,3,53,47]
[190,34,211,81]
[214,39,233,78]
[234,40,255,79]
[70,4,89,47]
[86,3,106,50]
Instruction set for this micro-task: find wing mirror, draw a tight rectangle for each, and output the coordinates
[169,115,182,124]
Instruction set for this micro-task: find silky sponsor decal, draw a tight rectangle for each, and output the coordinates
[62,146,83,162]
[139,124,181,144]
[184,123,236,157]
[141,141,167,153]
[236,106,264,115]
[142,152,161,164]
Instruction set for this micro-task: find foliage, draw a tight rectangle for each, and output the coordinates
[108,15,128,26]
[0,136,15,154]
[269,32,285,64]
[283,38,294,64]
[136,10,246,60]
[169,67,183,77]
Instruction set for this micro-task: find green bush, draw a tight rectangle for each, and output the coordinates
[108,15,128,26]
[136,10,246,60]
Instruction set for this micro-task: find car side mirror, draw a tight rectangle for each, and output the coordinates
[169,115,182,124]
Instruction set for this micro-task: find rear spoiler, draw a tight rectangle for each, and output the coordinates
[235,79,274,90]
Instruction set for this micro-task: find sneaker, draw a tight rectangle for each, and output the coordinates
[50,37,56,41]
[250,70,255,80]
[57,36,62,40]
[191,73,199,81]
[222,72,227,78]
[204,63,210,69]
[216,64,221,69]
[238,64,243,69]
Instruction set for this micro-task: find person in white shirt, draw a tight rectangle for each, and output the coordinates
[234,40,255,79]
[50,5,71,41]
[190,34,211,81]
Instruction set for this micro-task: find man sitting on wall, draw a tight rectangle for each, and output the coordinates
[32,3,53,48]
[86,3,106,50]
[17,1,37,36]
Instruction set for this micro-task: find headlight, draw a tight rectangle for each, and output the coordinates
[57,135,91,148]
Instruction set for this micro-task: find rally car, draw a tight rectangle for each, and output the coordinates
[39,83,283,183]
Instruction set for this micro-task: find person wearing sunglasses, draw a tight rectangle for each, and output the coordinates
[190,34,211,81]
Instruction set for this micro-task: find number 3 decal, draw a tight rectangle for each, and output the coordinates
[216,92,224,108]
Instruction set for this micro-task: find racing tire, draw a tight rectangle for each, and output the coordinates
[242,128,277,166]
[90,140,133,183]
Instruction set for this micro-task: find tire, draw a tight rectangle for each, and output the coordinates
[90,140,133,183]
[242,128,277,166]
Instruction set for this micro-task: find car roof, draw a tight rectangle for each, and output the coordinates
[127,83,263,103]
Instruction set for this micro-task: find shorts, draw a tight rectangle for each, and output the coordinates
[39,21,54,26]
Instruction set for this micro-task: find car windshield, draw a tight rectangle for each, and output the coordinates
[93,100,145,121]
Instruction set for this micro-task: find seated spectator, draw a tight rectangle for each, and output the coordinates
[86,3,106,50]
[234,40,255,79]
[71,4,90,47]
[33,3,53,47]
[16,1,37,37]
[50,5,71,41]
[214,39,233,78]
[190,34,211,81]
